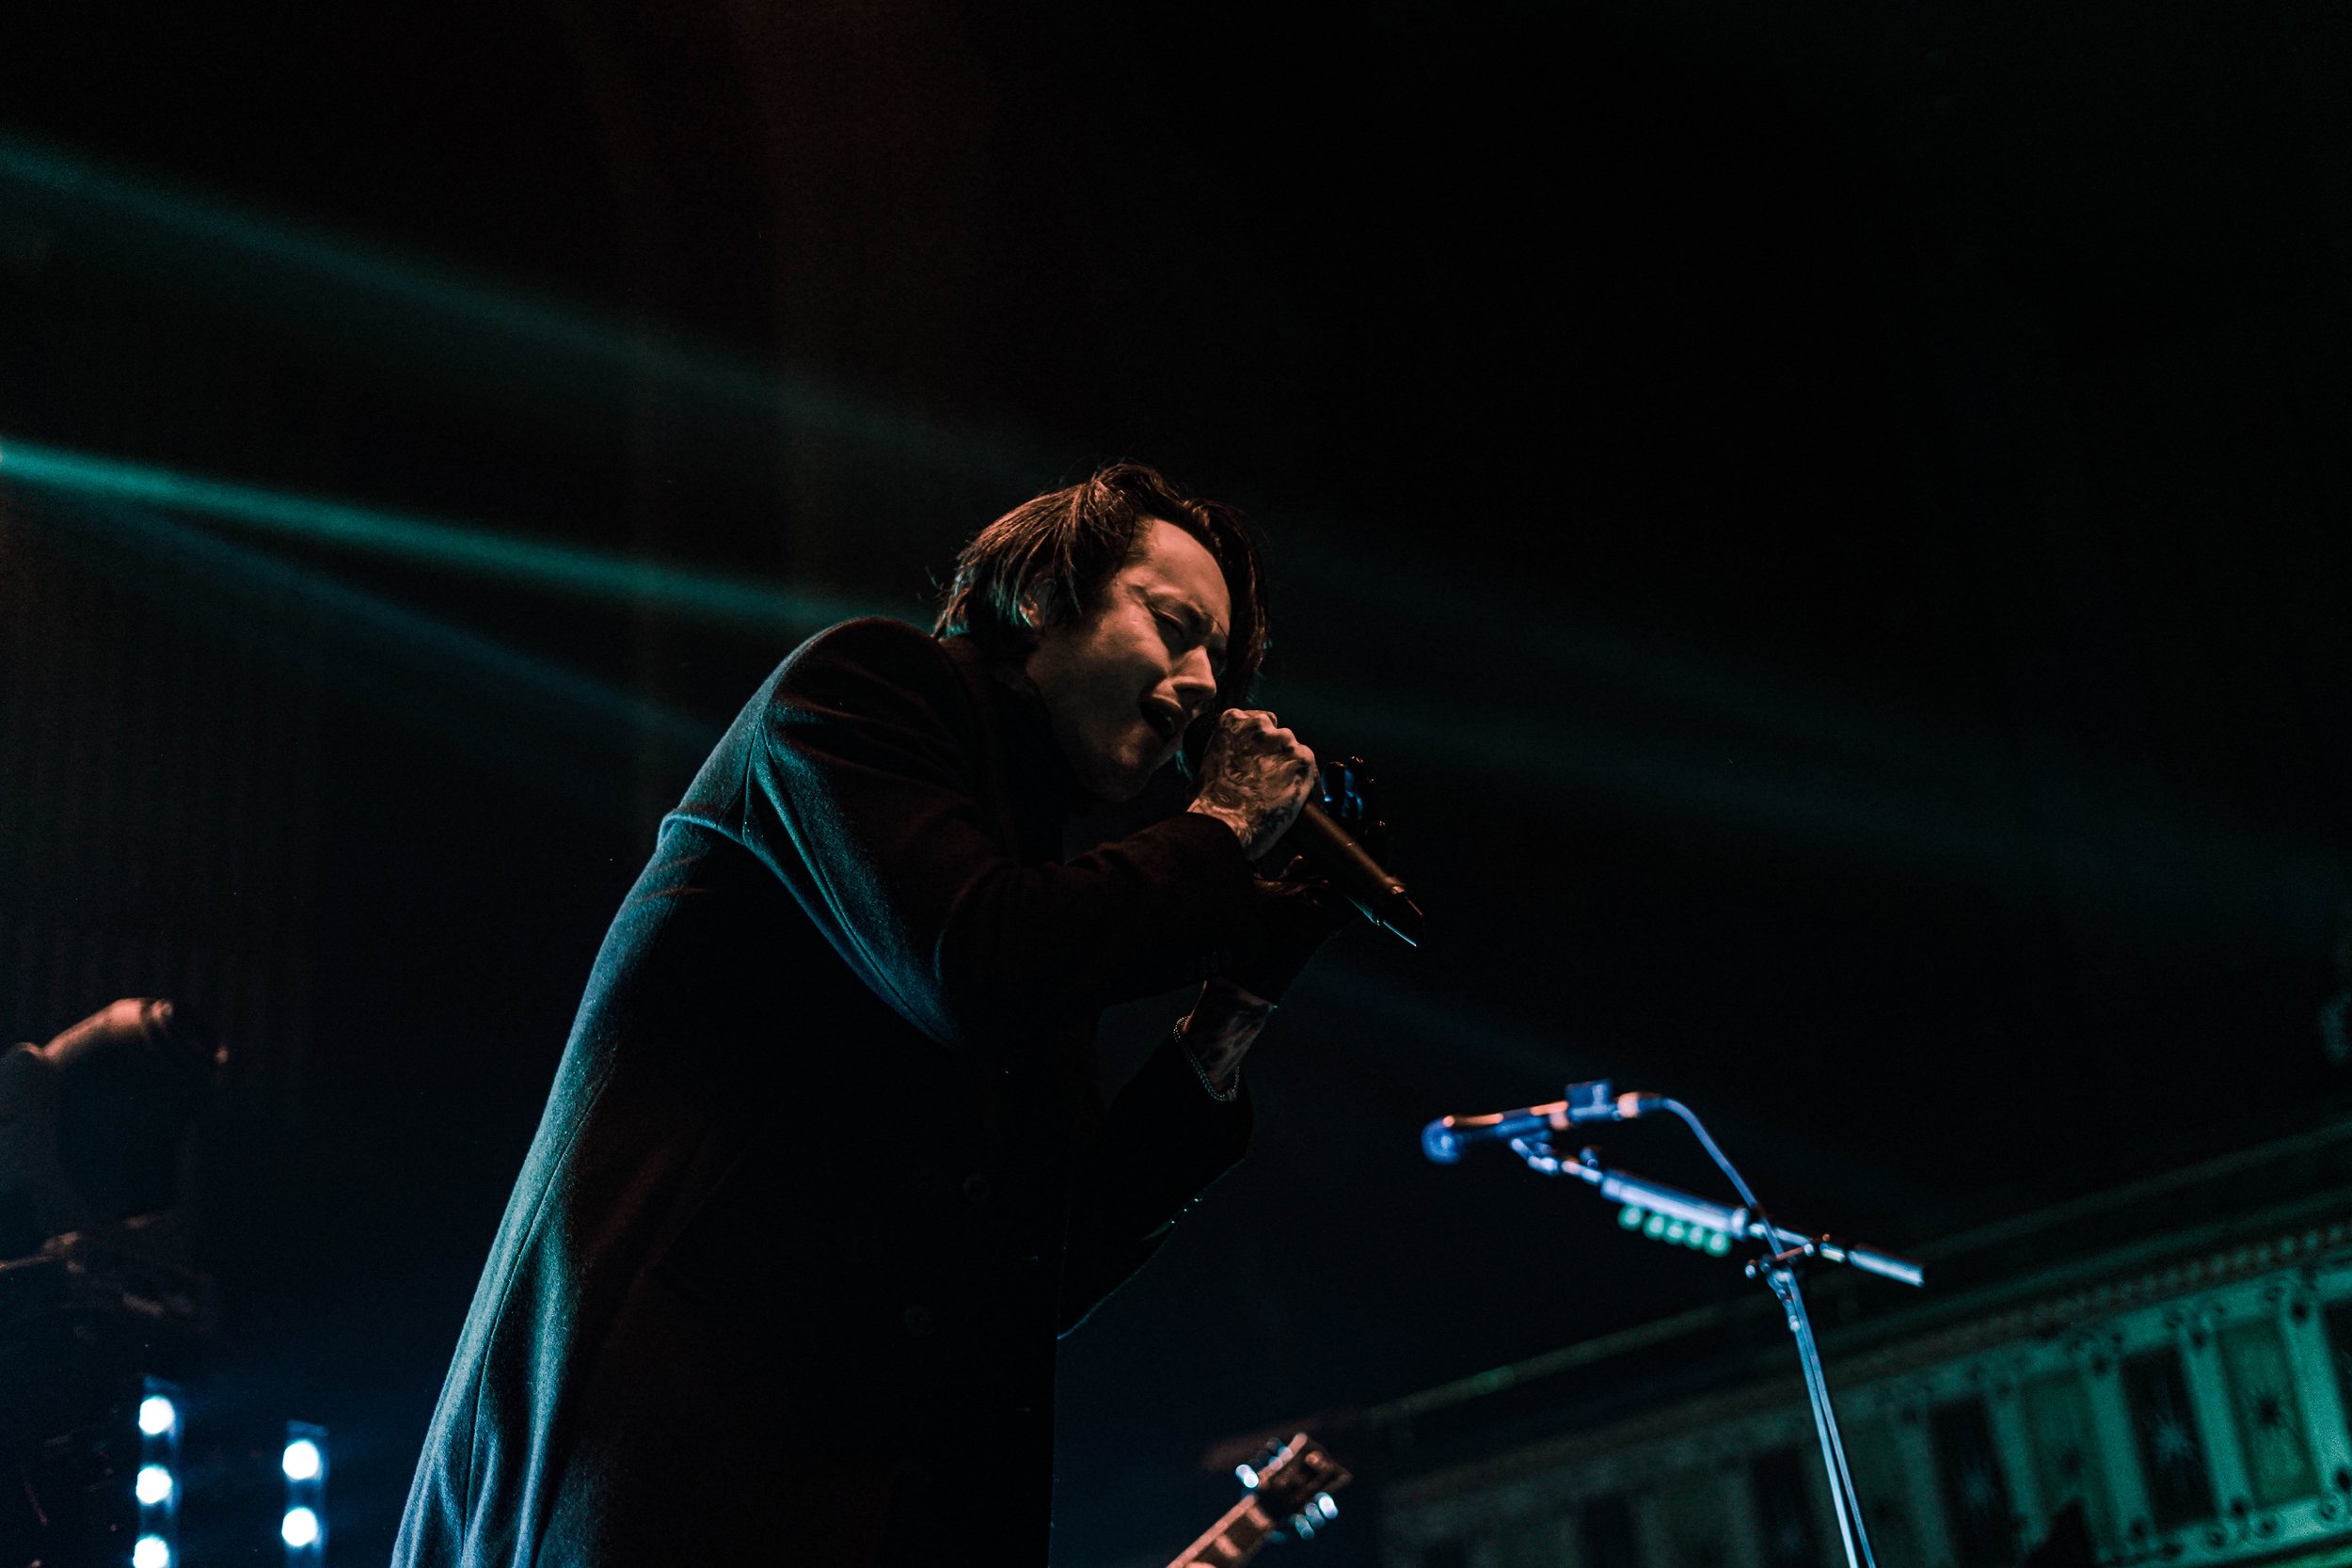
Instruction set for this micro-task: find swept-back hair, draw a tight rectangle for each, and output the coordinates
[935,463,1271,735]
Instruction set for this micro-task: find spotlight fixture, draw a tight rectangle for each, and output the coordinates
[136,1375,183,1567]
[0,997,223,1255]
[0,1003,217,1563]
[282,1420,327,1563]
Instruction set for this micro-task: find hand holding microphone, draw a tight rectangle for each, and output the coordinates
[1185,708,1319,860]
[1282,757,1423,946]
[1187,713,1425,948]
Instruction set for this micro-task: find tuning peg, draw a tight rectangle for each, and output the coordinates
[1311,1492,1338,1522]
[1236,1437,1290,1491]
[1287,1513,1319,1540]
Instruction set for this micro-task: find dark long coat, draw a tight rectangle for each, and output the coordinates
[393,617,1265,1565]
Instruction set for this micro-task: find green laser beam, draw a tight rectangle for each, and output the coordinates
[1280,674,2344,941]
[0,435,882,633]
[28,486,719,759]
[5,440,2333,948]
[0,132,1038,483]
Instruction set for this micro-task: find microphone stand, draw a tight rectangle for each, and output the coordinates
[1472,1098,1922,1568]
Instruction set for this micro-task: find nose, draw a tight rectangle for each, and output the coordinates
[1171,645,1219,717]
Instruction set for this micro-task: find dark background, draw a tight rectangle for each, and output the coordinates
[3,2,2349,1560]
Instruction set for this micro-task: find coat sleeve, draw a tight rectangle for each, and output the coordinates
[737,618,1262,1048]
[1057,1033,1253,1335]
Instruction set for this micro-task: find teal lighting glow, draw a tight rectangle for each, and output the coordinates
[0,134,1035,483]
[281,1508,321,1548]
[18,489,723,782]
[0,436,872,634]
[281,1420,329,1562]
[1617,1202,1732,1257]
[1279,674,2343,942]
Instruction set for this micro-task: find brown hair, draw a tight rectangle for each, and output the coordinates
[935,463,1270,743]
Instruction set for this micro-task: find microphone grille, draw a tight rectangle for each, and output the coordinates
[1421,1119,1463,1164]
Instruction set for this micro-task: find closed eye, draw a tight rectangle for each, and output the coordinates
[1154,610,1201,660]
[1157,607,1227,673]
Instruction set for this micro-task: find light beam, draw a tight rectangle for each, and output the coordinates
[0,435,873,634]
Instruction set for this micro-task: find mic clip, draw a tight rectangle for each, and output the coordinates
[1565,1079,1617,1124]
[1566,1078,1662,1124]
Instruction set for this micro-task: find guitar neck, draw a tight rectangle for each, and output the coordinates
[1167,1492,1279,1567]
[1164,1432,1350,1568]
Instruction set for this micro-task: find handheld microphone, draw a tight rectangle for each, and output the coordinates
[1287,800,1425,947]
[1421,1079,1661,1164]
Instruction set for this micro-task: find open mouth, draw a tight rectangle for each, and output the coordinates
[1139,700,1183,744]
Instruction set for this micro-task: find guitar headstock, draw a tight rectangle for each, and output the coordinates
[1168,1432,1352,1566]
[1233,1433,1351,1544]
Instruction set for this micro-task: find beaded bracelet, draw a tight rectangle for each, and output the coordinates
[1173,1014,1242,1103]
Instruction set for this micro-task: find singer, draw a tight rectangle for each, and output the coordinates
[394,465,1354,1565]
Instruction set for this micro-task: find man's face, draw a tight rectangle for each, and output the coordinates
[1024,517,1232,802]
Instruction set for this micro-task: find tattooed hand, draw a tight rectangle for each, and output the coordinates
[1185,709,1317,861]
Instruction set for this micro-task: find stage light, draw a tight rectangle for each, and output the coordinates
[282,1420,327,1563]
[137,1377,182,1566]
[0,132,1029,487]
[0,999,221,1256]
[0,436,866,634]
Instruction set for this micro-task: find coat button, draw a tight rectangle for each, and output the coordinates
[961,1173,993,1204]
[903,1305,934,1338]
